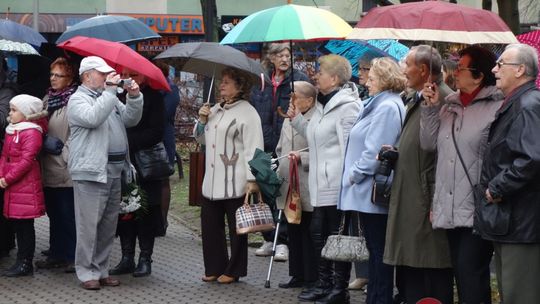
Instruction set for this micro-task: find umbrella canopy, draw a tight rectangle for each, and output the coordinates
[0,19,47,46]
[221,4,352,44]
[347,1,518,44]
[517,30,540,88]
[248,148,283,207]
[58,36,170,91]
[322,39,409,78]
[154,42,265,82]
[0,39,39,55]
[56,15,160,44]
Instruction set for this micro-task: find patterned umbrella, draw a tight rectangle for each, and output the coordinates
[0,39,39,55]
[517,30,540,88]
[348,1,518,44]
[56,15,160,44]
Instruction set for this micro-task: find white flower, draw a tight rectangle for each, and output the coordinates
[120,191,143,214]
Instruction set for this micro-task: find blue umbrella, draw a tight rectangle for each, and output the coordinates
[322,39,409,78]
[0,19,47,47]
[56,15,160,44]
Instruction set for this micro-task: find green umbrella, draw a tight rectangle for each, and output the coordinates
[248,148,283,208]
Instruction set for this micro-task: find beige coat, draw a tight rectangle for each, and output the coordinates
[41,104,72,188]
[275,107,314,212]
[195,100,264,201]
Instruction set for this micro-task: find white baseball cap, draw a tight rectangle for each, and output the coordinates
[79,56,115,75]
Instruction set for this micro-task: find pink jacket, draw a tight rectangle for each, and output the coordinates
[0,123,45,219]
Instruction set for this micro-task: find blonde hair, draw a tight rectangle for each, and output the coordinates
[370,57,407,93]
[318,54,352,86]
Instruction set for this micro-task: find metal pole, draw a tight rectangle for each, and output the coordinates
[264,209,283,288]
[33,0,39,31]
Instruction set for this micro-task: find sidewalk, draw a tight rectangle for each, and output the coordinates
[0,216,366,304]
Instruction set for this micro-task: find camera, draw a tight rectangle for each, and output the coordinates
[118,78,133,87]
[376,146,399,176]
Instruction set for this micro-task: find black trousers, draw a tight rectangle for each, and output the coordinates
[11,219,35,260]
[0,190,15,255]
[288,211,317,282]
[44,187,76,262]
[359,212,394,304]
[398,265,454,304]
[447,227,493,304]
[201,197,247,278]
[311,206,351,289]
[350,213,369,279]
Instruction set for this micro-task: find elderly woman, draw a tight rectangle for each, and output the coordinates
[340,57,406,304]
[288,54,362,304]
[275,81,317,289]
[421,46,503,304]
[251,42,310,259]
[195,67,263,284]
[35,57,78,272]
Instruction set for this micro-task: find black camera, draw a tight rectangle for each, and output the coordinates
[376,146,399,176]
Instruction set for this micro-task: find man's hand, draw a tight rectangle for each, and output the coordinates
[105,72,121,86]
[486,188,502,203]
[422,82,440,107]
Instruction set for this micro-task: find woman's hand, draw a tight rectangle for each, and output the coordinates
[198,103,211,124]
[288,151,300,162]
[126,80,141,98]
[0,178,8,188]
[287,101,300,119]
[422,82,440,107]
[245,181,260,194]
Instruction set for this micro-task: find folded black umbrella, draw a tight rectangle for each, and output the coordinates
[248,148,283,208]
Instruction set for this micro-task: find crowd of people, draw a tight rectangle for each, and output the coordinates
[0,40,539,304]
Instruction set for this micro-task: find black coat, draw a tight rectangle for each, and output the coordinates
[479,81,540,243]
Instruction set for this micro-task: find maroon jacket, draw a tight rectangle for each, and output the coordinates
[0,124,45,219]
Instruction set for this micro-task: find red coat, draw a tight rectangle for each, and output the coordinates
[0,126,45,219]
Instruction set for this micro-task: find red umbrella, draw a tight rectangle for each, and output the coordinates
[347,1,518,44]
[57,36,170,91]
[517,30,540,88]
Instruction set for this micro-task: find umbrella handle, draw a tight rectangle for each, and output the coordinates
[277,106,289,118]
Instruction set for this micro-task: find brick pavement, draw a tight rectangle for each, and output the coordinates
[0,216,365,304]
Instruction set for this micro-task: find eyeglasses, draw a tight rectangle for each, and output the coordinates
[50,73,67,78]
[456,66,476,73]
[359,67,370,72]
[495,59,521,69]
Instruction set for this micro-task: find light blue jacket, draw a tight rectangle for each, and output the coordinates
[338,90,405,214]
[67,85,143,183]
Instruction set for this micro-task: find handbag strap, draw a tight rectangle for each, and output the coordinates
[289,155,300,193]
[451,114,474,188]
[337,211,362,236]
[243,191,264,206]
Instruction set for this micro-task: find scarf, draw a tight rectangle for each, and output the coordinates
[317,90,339,108]
[5,121,42,143]
[46,84,77,116]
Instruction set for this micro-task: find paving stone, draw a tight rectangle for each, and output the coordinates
[0,217,366,304]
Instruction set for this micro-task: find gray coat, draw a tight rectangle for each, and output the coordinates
[275,107,314,211]
[420,85,503,229]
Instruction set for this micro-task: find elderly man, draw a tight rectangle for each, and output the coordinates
[67,56,143,290]
[479,43,540,304]
[384,45,454,304]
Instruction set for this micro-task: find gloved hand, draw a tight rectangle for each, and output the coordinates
[42,135,64,155]
[245,181,260,194]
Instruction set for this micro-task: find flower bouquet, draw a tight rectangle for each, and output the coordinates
[119,182,148,221]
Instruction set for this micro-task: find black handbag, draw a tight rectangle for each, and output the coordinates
[371,175,391,207]
[133,142,174,181]
[451,116,510,236]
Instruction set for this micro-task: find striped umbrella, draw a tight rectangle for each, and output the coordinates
[220,4,352,44]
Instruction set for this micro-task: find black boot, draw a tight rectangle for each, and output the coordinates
[315,261,352,304]
[298,259,333,302]
[109,233,135,275]
[133,254,152,277]
[4,258,33,277]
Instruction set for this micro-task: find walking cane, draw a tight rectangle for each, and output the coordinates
[264,209,283,288]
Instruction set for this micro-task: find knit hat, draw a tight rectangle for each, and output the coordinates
[79,56,115,75]
[10,94,47,120]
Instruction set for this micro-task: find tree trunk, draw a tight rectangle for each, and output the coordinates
[496,0,520,34]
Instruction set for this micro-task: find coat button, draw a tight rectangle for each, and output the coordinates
[212,144,215,149]
[446,135,449,139]
[449,191,453,195]
[211,164,214,168]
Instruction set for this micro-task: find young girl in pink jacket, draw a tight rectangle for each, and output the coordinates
[0,94,47,277]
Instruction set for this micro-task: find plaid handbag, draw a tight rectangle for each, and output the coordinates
[235,191,275,235]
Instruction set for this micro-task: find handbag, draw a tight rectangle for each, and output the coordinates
[188,150,205,206]
[235,191,275,235]
[284,155,302,224]
[321,212,369,262]
[371,175,391,208]
[451,116,510,236]
[133,142,174,181]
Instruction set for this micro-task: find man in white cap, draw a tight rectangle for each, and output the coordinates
[67,56,143,290]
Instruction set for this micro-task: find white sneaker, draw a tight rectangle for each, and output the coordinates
[255,241,273,256]
[274,244,289,262]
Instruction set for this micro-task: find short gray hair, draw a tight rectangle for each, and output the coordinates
[411,45,442,78]
[319,54,352,86]
[505,43,539,79]
[262,42,291,69]
[293,81,317,101]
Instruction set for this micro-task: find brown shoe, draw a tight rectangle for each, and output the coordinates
[201,275,218,282]
[99,277,120,287]
[81,280,100,290]
[217,274,239,284]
